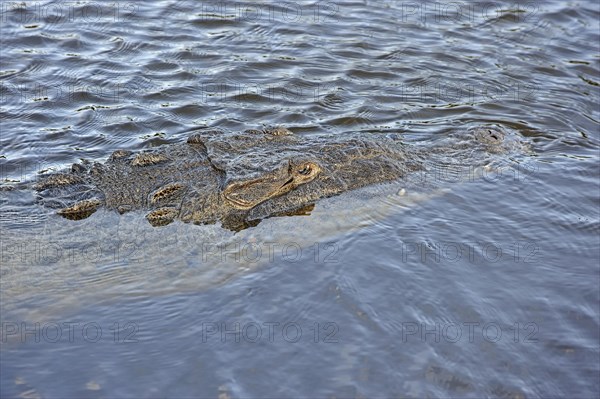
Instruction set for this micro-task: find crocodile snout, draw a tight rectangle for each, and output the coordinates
[223,161,321,210]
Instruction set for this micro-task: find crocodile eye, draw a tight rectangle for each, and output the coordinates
[298,165,312,175]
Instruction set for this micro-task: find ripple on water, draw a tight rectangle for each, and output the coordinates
[0,0,599,397]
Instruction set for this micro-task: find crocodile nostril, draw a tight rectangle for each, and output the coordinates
[488,130,499,140]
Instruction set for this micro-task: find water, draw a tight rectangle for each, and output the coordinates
[1,1,599,397]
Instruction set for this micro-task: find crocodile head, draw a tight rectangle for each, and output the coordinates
[222,160,322,210]
[180,128,413,230]
[197,127,409,197]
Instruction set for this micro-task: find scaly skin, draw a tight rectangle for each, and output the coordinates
[34,126,526,231]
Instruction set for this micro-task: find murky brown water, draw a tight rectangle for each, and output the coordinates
[1,1,599,398]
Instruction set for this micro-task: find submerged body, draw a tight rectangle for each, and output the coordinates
[34,126,528,230]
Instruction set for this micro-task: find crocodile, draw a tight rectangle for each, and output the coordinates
[33,126,528,231]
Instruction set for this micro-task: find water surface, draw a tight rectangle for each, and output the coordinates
[1,1,599,397]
